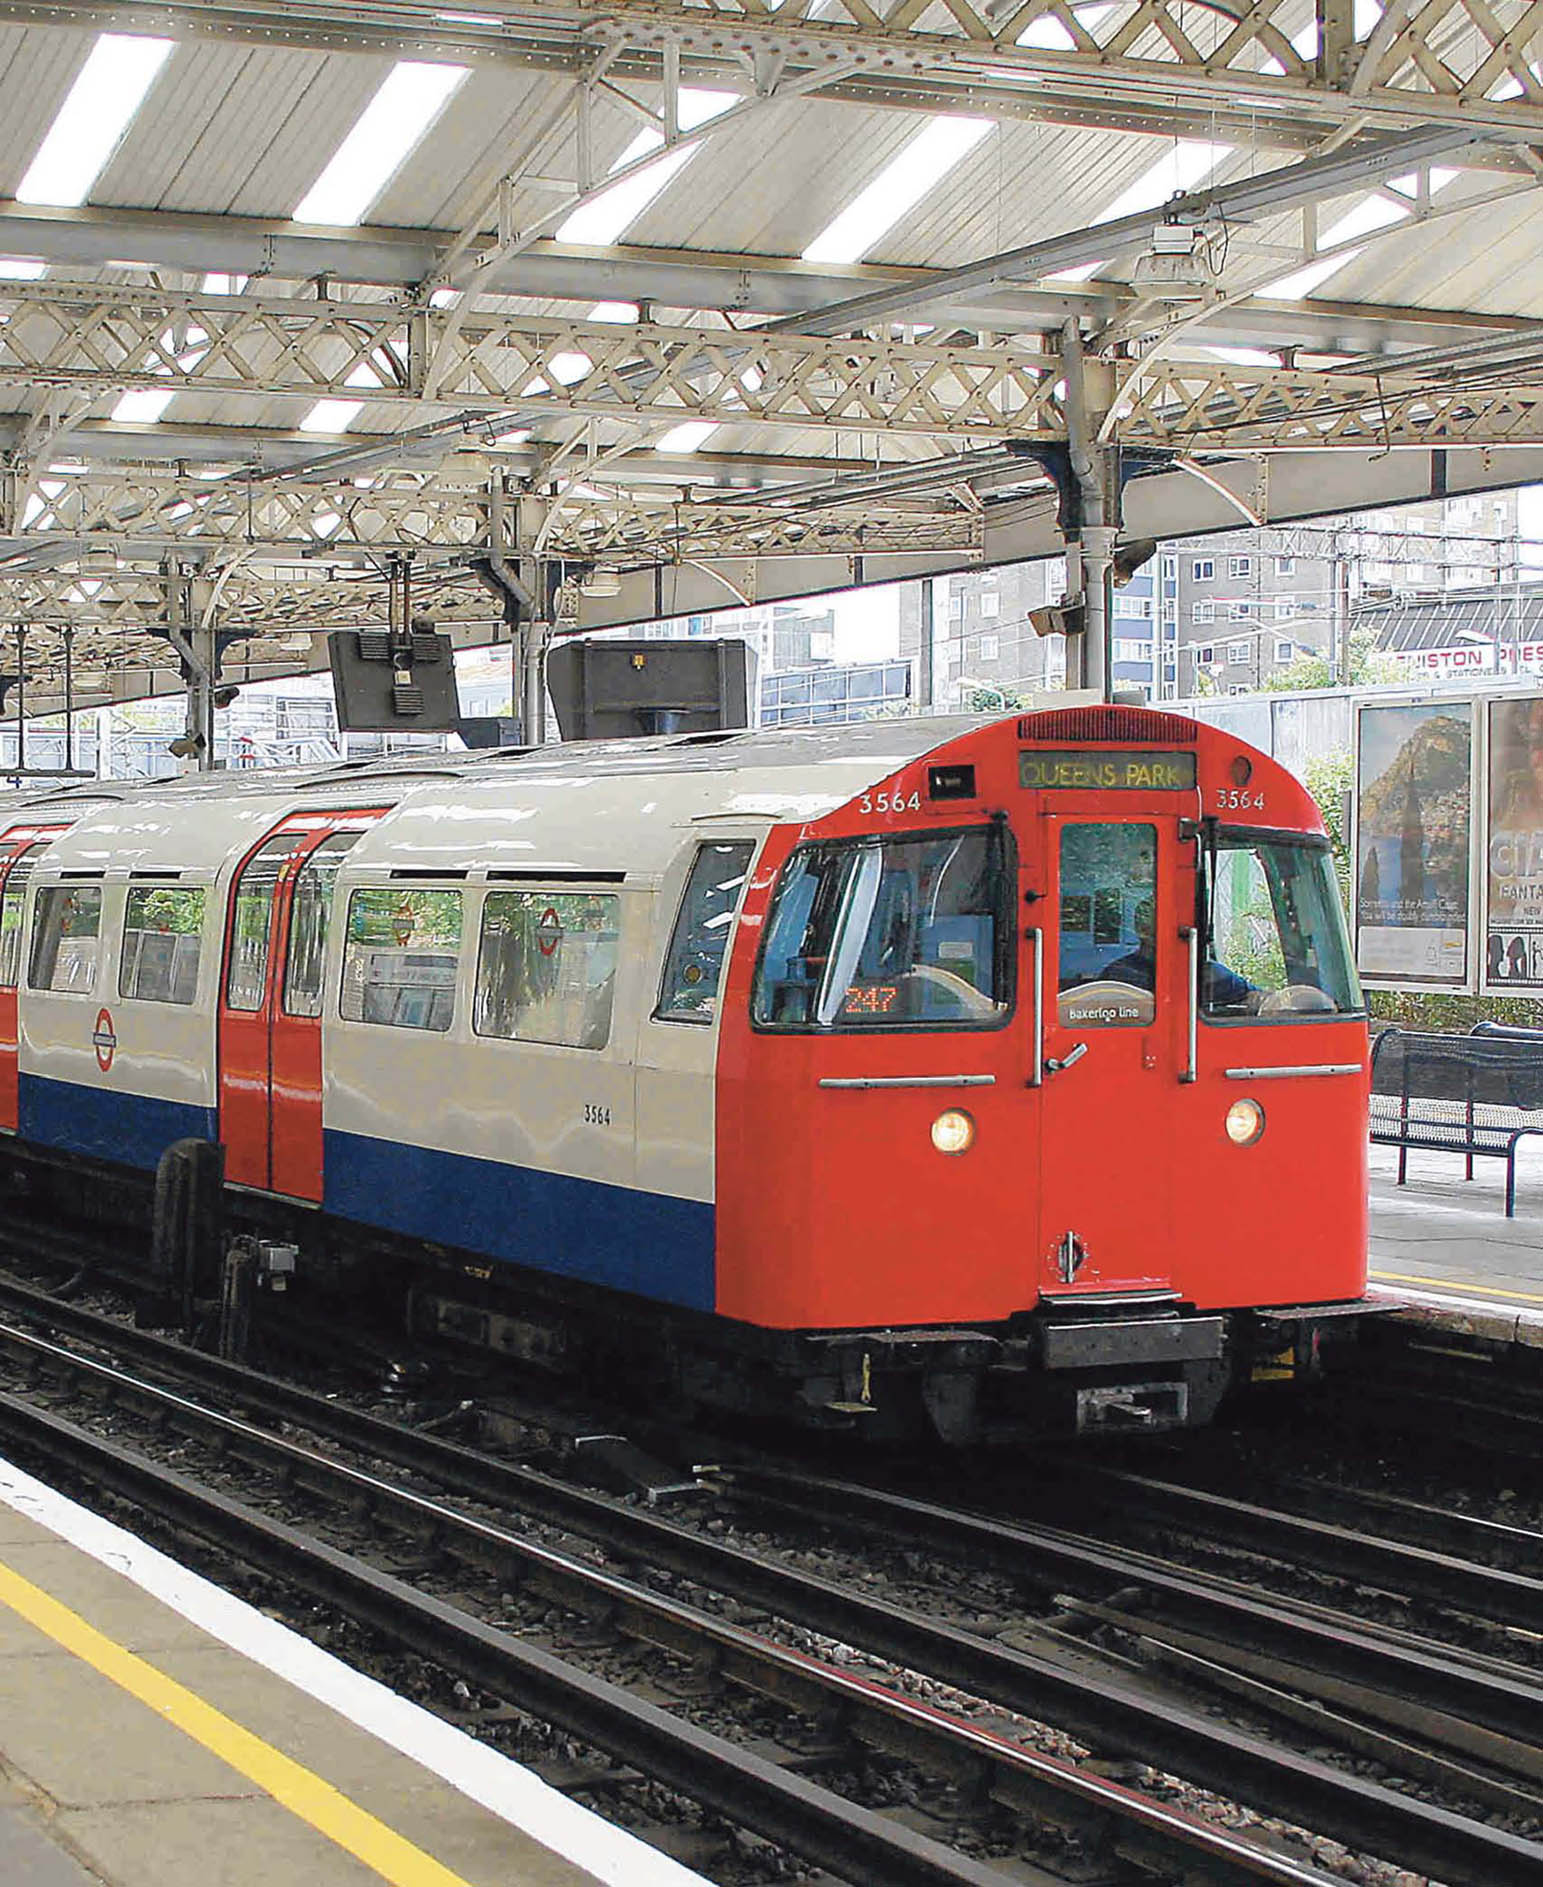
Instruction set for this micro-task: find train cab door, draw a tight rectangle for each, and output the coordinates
[218,809,383,1198]
[1034,808,1193,1303]
[0,829,60,1132]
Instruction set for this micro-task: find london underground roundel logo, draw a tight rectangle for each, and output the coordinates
[92,1008,116,1072]
[536,907,563,956]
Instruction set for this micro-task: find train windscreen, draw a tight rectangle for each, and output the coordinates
[753,826,1012,1030]
[1202,832,1362,1019]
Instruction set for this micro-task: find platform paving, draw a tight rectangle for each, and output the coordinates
[0,1495,679,1887]
[1368,1139,1543,1339]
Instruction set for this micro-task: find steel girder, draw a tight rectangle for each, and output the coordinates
[5,0,1543,139]
[0,285,1064,439]
[567,0,1543,138]
[0,462,989,561]
[8,283,1543,457]
[1116,357,1543,448]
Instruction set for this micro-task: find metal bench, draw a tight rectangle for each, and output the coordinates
[1371,1028,1543,1217]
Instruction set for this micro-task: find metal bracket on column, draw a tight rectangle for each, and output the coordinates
[162,561,218,769]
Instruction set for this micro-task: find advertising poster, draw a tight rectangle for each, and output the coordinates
[1485,695,1543,990]
[1354,702,1472,986]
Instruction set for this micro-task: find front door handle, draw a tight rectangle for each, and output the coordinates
[1046,1042,1088,1075]
[1027,927,1044,1088]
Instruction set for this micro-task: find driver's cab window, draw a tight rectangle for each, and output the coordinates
[1057,824,1156,1027]
[1205,833,1361,1019]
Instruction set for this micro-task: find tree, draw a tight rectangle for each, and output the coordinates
[967,685,1025,713]
[1261,627,1402,692]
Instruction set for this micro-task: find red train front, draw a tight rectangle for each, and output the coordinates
[716,705,1369,1441]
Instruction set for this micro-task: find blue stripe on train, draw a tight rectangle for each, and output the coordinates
[322,1129,716,1313]
[18,1073,215,1170]
[13,1077,716,1314]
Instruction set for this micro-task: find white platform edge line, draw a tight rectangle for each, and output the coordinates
[1370,1283,1543,1323]
[0,1456,710,1887]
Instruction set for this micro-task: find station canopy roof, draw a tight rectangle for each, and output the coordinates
[0,0,1541,703]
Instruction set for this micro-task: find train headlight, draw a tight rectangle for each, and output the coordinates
[931,1109,975,1156]
[1225,1098,1265,1146]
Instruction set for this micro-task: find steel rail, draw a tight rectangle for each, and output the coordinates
[0,1394,1027,1887]
[1004,1458,1543,1634]
[0,1322,1333,1887]
[723,1467,1543,1753]
[0,1289,1535,1885]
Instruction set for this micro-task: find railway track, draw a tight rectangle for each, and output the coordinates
[0,1278,1537,1884]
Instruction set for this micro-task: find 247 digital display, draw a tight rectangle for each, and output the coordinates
[843,984,900,1015]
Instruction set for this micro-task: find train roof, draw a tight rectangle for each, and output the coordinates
[20,715,997,882]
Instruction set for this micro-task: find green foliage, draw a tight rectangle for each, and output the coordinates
[1261,627,1403,693]
[348,887,463,948]
[1368,987,1543,1030]
[968,686,1025,713]
[129,887,204,935]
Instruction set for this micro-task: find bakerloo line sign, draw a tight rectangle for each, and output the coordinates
[1352,691,1543,995]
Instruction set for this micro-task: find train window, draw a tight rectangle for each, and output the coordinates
[28,886,103,994]
[1057,824,1157,1027]
[120,887,207,1006]
[752,827,1011,1031]
[339,887,462,1032]
[0,849,43,988]
[656,843,755,1024]
[1203,833,1362,1020]
[225,833,300,1012]
[283,832,366,1018]
[474,891,620,1049]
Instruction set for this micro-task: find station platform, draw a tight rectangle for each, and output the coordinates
[1368,1140,1543,1348]
[0,1461,706,1887]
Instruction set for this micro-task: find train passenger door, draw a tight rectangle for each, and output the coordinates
[1035,810,1191,1300]
[218,810,383,1198]
[0,831,60,1131]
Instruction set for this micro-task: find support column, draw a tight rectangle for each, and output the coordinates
[918,576,935,710]
[1061,320,1119,703]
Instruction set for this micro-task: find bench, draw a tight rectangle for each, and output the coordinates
[1371,1028,1543,1217]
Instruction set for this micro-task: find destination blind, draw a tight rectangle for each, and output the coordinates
[1019,750,1198,792]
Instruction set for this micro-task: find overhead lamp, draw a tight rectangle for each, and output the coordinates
[582,566,623,598]
[1130,217,1216,299]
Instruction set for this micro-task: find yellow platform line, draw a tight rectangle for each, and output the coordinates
[1372,1269,1543,1307]
[0,1558,476,1887]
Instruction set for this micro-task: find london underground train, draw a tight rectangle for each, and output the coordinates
[0,706,1369,1441]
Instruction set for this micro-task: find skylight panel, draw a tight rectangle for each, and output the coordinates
[0,259,45,280]
[203,273,249,295]
[301,399,364,433]
[555,89,735,247]
[17,34,175,208]
[1258,167,1460,300]
[1016,4,1112,49]
[656,421,719,454]
[113,388,176,423]
[1046,139,1232,282]
[801,115,993,266]
[301,362,380,434]
[294,60,469,227]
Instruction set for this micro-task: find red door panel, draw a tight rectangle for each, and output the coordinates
[218,811,382,1199]
[1036,807,1192,1302]
[0,829,67,1133]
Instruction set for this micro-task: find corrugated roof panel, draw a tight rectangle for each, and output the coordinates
[625,98,913,258]
[371,65,586,237]
[92,41,335,217]
[0,23,97,203]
